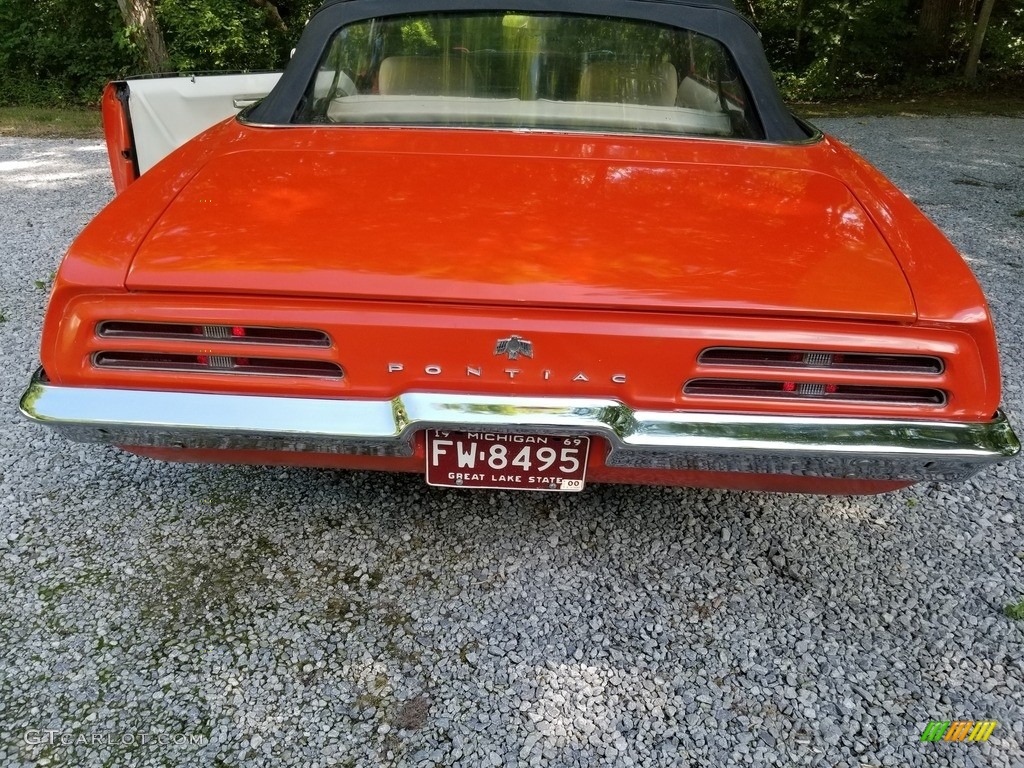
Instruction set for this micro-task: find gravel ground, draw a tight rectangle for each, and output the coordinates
[1,118,1022,768]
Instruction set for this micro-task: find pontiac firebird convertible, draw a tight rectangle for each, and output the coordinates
[20,0,1020,494]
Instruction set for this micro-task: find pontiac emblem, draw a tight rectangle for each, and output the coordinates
[495,335,533,361]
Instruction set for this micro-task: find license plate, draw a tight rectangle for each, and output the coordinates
[426,430,589,492]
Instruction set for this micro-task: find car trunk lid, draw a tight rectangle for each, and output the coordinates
[126,147,916,321]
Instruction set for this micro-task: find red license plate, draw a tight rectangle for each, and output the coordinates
[426,430,589,492]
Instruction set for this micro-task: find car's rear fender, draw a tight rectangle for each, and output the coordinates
[818,134,1004,403]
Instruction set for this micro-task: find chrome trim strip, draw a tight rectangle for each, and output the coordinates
[19,368,1019,481]
[232,96,264,109]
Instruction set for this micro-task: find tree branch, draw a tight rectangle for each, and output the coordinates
[248,0,288,34]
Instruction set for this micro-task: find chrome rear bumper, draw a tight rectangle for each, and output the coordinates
[19,368,1019,482]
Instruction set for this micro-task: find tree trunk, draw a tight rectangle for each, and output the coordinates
[794,0,805,53]
[918,0,977,58]
[116,0,171,73]
[964,0,997,81]
[248,0,288,34]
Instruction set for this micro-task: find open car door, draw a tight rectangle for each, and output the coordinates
[102,72,282,195]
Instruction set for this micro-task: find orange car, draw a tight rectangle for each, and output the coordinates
[20,0,1019,494]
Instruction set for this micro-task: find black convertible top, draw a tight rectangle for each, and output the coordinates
[248,0,805,141]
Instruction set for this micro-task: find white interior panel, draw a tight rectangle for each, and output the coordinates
[127,72,282,174]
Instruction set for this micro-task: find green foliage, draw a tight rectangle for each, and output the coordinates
[0,0,318,105]
[0,0,137,106]
[745,0,1024,100]
[159,0,274,71]
[0,0,1020,106]
[746,0,918,99]
[1005,600,1024,621]
[805,0,916,96]
[399,19,440,55]
[156,0,319,71]
[983,5,1024,74]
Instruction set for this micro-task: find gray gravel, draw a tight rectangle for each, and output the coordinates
[1,118,1022,768]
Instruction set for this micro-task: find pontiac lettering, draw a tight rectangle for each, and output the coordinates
[387,363,626,383]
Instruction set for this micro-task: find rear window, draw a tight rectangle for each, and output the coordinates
[294,12,762,139]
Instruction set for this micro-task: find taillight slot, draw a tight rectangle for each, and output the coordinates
[92,351,344,379]
[698,347,944,375]
[97,321,331,348]
[684,378,946,406]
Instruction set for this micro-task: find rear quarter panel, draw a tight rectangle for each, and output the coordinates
[818,133,1003,412]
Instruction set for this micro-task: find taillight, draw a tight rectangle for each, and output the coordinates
[698,348,943,374]
[93,351,344,378]
[684,378,946,406]
[97,322,331,347]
